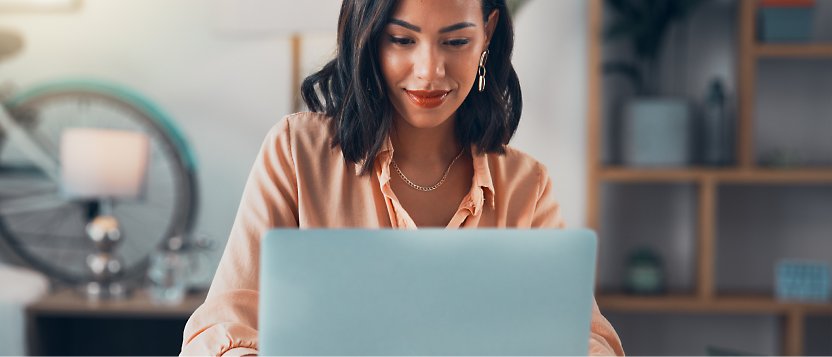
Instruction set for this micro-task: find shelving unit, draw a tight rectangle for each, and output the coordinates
[587,0,832,355]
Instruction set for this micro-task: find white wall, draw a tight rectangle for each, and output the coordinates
[0,0,590,280]
[512,0,588,228]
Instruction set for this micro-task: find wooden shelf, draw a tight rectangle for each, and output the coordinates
[599,167,832,184]
[597,294,832,315]
[756,44,832,58]
[599,168,720,182]
[26,288,207,318]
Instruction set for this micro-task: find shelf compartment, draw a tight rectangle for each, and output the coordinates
[601,312,778,356]
[755,58,832,167]
[716,185,832,297]
[805,315,832,355]
[597,183,700,294]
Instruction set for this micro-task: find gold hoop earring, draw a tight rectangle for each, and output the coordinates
[478,49,489,92]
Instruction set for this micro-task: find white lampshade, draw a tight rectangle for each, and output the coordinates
[60,128,150,199]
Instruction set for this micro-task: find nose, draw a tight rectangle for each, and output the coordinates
[413,44,445,82]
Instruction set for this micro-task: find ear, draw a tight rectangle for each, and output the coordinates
[484,9,499,48]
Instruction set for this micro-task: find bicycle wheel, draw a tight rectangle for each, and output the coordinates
[0,79,198,283]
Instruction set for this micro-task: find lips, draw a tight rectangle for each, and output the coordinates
[404,89,451,109]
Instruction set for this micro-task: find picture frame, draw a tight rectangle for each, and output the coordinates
[0,0,81,12]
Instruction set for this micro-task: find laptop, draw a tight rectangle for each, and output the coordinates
[259,229,598,356]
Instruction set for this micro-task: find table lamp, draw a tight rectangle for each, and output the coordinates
[60,128,150,299]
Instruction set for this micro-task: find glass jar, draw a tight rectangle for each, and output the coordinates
[147,235,211,305]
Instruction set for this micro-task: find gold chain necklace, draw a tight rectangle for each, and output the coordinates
[391,148,465,192]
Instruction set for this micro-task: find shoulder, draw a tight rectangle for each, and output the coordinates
[264,111,336,152]
[270,111,333,139]
[487,145,549,185]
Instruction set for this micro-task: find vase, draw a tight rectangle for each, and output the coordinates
[621,97,693,167]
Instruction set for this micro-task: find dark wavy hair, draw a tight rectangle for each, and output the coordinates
[301,0,521,174]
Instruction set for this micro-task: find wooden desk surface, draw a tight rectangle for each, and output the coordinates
[26,288,208,318]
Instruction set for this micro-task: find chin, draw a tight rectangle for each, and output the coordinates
[398,111,455,129]
[394,99,463,130]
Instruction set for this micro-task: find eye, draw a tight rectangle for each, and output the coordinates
[389,36,415,46]
[444,38,470,47]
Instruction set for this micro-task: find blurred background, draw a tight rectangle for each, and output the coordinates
[0,0,831,355]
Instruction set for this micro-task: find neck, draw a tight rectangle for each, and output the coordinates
[391,114,461,166]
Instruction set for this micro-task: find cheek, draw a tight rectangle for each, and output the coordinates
[449,52,481,89]
[379,49,408,87]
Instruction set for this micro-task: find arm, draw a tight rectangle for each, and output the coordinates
[531,165,625,356]
[181,118,300,356]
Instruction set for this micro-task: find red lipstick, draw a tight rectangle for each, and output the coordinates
[404,89,450,109]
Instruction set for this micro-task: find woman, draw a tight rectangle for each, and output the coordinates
[181,0,624,355]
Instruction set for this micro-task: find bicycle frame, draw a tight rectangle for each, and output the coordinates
[0,102,66,215]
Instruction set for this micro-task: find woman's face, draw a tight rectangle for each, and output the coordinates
[379,0,497,130]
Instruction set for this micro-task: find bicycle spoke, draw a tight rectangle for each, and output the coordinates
[0,105,60,181]
[11,205,82,241]
[0,192,68,215]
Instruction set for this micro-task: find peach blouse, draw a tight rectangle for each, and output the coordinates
[181,112,624,356]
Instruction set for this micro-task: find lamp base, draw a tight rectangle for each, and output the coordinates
[83,214,128,301]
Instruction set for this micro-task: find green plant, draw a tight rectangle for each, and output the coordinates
[604,0,707,95]
[506,0,531,18]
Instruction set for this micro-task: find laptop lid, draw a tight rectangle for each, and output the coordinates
[259,228,597,356]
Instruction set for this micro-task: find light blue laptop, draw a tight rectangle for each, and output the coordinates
[259,229,598,356]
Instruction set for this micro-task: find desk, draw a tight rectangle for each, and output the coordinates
[26,288,206,356]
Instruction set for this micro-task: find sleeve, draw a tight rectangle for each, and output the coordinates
[531,164,625,356]
[181,117,300,356]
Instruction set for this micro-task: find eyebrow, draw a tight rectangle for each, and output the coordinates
[388,18,476,34]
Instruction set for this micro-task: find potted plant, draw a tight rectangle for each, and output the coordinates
[604,0,707,167]
[506,0,531,18]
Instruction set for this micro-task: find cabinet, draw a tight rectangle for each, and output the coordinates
[25,289,205,356]
[587,0,832,355]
